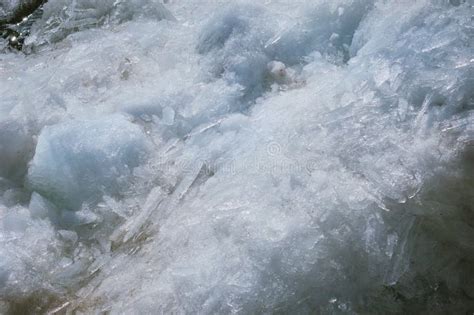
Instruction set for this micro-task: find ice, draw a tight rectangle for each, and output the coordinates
[24,0,175,49]
[265,0,374,65]
[27,114,151,210]
[0,119,34,182]
[0,203,79,312]
[267,60,296,85]
[0,0,38,21]
[110,186,165,245]
[28,192,56,219]
[162,106,175,126]
[0,0,473,313]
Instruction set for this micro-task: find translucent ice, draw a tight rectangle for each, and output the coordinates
[0,119,34,181]
[0,0,473,313]
[27,114,150,210]
[25,0,175,48]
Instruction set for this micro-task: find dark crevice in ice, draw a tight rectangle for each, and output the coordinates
[0,0,47,50]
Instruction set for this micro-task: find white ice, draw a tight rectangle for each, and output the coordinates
[0,0,473,313]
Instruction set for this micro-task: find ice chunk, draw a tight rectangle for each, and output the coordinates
[265,0,374,64]
[0,0,473,313]
[57,229,78,245]
[196,4,271,100]
[2,207,30,233]
[28,191,64,227]
[110,186,165,245]
[196,4,263,55]
[28,114,150,210]
[162,106,175,126]
[25,0,175,47]
[0,204,80,313]
[60,208,100,227]
[0,119,35,182]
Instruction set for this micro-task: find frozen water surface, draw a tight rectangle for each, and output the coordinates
[0,0,473,313]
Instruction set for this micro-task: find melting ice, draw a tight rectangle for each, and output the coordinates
[0,0,473,313]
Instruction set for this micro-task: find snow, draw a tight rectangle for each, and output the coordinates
[0,0,473,313]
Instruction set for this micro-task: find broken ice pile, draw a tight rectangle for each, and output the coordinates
[0,0,473,313]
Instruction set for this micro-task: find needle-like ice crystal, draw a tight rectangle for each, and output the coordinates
[0,0,472,313]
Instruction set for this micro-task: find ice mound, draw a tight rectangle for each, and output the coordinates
[265,0,374,65]
[196,0,374,103]
[28,114,150,210]
[24,0,174,48]
[196,4,272,101]
[0,0,473,313]
[0,204,75,313]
